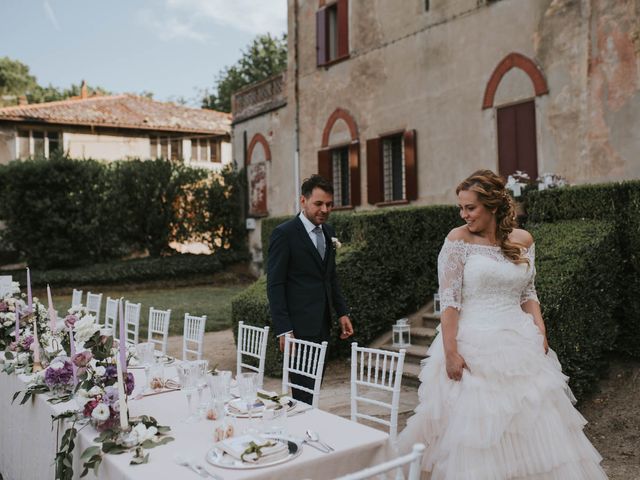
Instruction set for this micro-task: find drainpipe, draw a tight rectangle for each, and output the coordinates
[293,0,301,213]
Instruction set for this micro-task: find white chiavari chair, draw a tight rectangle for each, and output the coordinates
[282,334,328,408]
[236,321,270,389]
[335,443,425,480]
[147,307,171,355]
[182,313,206,361]
[351,343,406,442]
[104,297,119,336]
[86,292,103,324]
[71,288,83,307]
[124,300,142,346]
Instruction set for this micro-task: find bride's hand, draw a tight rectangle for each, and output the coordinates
[445,351,469,381]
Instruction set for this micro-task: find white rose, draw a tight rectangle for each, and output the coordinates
[74,315,99,343]
[91,403,110,422]
[18,352,30,364]
[49,361,64,371]
[3,321,11,327]
[94,366,106,376]
[88,386,103,397]
[132,423,157,443]
[6,312,15,322]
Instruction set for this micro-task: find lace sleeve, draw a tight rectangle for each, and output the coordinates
[520,243,540,304]
[437,239,467,311]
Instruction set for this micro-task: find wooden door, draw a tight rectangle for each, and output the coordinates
[497,100,538,179]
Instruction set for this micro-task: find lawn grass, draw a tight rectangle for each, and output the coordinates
[42,283,249,337]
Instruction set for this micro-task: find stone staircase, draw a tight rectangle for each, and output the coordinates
[370,301,441,387]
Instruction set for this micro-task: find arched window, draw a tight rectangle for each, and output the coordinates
[247,133,271,217]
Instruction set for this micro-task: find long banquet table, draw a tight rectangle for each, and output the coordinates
[0,365,392,479]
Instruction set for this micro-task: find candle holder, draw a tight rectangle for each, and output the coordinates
[392,318,411,348]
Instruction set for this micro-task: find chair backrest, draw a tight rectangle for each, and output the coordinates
[124,300,142,346]
[282,334,328,408]
[236,321,270,389]
[86,292,103,323]
[104,297,119,335]
[182,313,206,361]
[147,307,171,355]
[351,343,406,441]
[335,443,425,480]
[71,289,83,308]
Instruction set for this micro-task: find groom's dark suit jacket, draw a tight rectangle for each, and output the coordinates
[267,215,349,338]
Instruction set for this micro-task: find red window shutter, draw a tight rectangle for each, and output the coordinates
[316,8,327,66]
[366,138,383,204]
[348,142,361,206]
[337,0,349,59]
[404,129,418,201]
[318,149,332,183]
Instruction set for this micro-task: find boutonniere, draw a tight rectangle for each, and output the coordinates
[331,237,342,250]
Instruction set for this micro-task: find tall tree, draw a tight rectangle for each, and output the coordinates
[202,33,287,113]
[0,57,39,105]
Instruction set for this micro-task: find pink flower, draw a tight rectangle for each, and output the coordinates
[72,350,93,368]
[64,314,78,328]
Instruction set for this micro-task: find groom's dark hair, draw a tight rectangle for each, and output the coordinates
[301,174,334,198]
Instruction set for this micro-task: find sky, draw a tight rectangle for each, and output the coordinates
[0,0,287,105]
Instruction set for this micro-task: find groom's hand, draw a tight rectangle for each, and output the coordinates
[338,316,354,339]
[279,333,294,352]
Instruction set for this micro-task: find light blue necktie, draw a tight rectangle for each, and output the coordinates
[313,226,326,260]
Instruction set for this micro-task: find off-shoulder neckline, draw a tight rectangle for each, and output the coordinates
[444,237,535,251]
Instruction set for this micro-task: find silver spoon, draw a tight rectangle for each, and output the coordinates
[305,429,334,452]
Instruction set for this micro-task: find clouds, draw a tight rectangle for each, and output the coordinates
[138,0,287,43]
[43,0,61,31]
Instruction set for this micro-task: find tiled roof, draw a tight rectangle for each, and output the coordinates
[0,95,231,135]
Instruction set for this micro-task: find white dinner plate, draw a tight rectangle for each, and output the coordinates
[205,436,303,469]
[225,397,297,418]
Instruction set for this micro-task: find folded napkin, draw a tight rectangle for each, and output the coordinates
[219,435,288,464]
[227,398,264,414]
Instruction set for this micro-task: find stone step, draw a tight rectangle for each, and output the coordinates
[421,312,441,329]
[407,326,438,346]
[382,343,428,365]
[402,362,423,388]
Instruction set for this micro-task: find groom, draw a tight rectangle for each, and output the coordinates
[267,175,354,405]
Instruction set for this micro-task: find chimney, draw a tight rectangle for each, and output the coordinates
[18,95,28,105]
[81,80,88,99]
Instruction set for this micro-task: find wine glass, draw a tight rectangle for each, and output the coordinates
[176,361,197,423]
[192,359,209,419]
[136,342,155,394]
[208,370,232,404]
[236,372,258,433]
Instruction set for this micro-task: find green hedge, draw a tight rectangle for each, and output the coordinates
[0,153,247,269]
[530,220,620,399]
[526,181,640,357]
[5,250,248,288]
[234,205,461,376]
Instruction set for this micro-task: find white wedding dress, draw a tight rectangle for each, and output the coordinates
[398,239,607,479]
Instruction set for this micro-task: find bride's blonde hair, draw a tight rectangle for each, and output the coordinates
[456,169,528,265]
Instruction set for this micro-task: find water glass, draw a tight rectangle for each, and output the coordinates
[148,362,165,391]
[208,370,232,404]
[192,359,209,417]
[262,405,287,436]
[176,361,198,423]
[236,372,258,432]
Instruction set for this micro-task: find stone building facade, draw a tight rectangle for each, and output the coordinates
[232,0,640,265]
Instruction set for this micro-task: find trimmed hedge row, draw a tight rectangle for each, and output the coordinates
[0,153,247,269]
[5,250,248,289]
[529,220,620,399]
[526,181,640,357]
[235,205,463,376]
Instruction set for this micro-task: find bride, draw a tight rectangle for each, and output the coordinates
[398,170,607,479]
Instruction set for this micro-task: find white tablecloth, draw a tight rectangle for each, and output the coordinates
[0,367,391,479]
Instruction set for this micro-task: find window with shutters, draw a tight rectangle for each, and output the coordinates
[366,130,418,206]
[317,143,360,209]
[317,0,349,67]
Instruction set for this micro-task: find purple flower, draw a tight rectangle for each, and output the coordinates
[44,360,74,388]
[72,350,92,368]
[20,335,34,351]
[0,301,8,312]
[125,372,135,396]
[64,314,78,328]
[102,386,119,406]
[104,365,117,380]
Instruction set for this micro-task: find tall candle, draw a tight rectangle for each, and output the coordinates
[32,311,41,364]
[118,298,127,373]
[14,307,20,342]
[69,326,77,387]
[26,267,32,313]
[116,354,128,430]
[47,284,57,334]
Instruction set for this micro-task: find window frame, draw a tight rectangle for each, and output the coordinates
[317,140,361,210]
[16,128,61,159]
[316,0,350,67]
